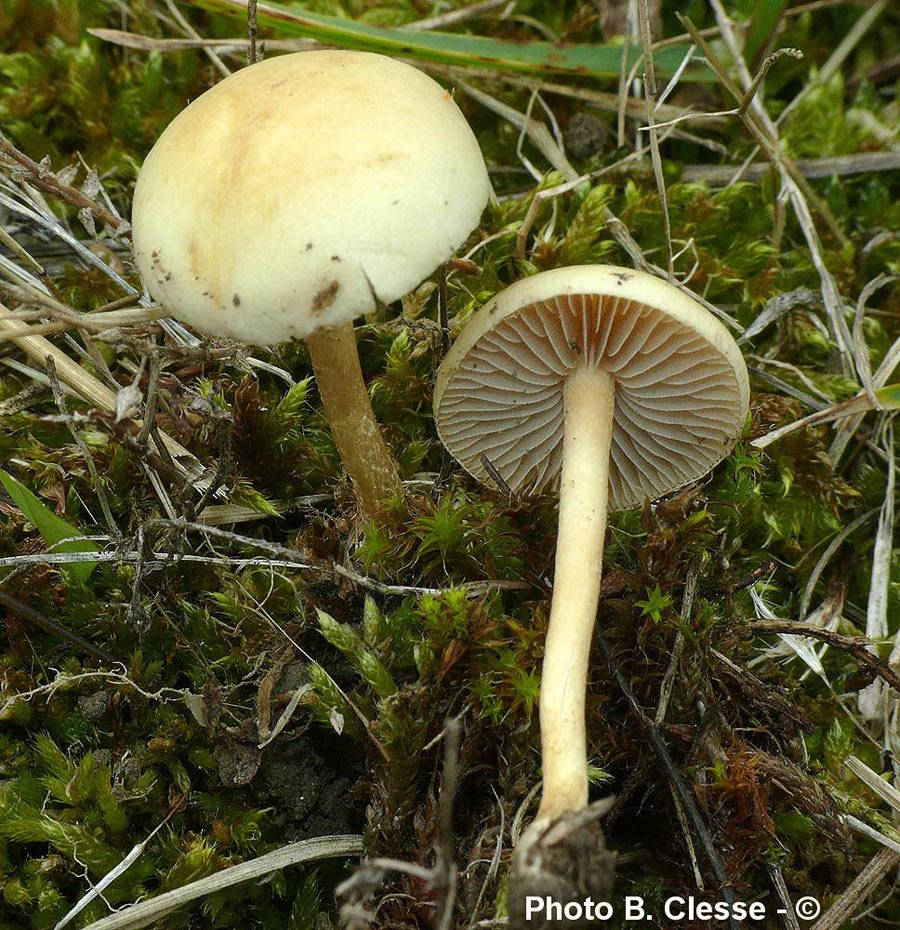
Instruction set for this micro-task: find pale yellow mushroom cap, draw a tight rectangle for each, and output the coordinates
[434,265,750,510]
[132,51,491,345]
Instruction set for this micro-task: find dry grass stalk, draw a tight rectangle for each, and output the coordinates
[830,274,900,463]
[684,150,900,185]
[497,72,728,128]
[680,6,862,437]
[88,30,317,52]
[799,513,876,621]
[0,137,127,235]
[162,0,231,76]
[846,756,900,814]
[858,423,895,720]
[768,863,802,930]
[408,0,507,31]
[637,0,673,278]
[454,79,578,182]
[0,312,207,490]
[844,815,900,855]
[77,835,364,930]
[750,0,889,155]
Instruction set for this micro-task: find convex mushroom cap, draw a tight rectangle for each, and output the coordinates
[132,50,491,519]
[132,50,491,346]
[434,264,749,507]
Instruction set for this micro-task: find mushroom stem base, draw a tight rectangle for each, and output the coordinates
[508,800,616,929]
[306,322,403,520]
[536,365,615,822]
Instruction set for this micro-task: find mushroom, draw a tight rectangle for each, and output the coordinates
[433,264,748,880]
[132,50,490,518]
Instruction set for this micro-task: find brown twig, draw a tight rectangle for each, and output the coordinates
[247,0,260,63]
[126,525,152,633]
[0,137,126,234]
[434,718,461,930]
[479,453,517,504]
[0,588,117,664]
[749,621,900,695]
[149,518,530,597]
[0,307,209,492]
[437,263,451,361]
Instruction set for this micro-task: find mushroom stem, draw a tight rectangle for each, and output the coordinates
[305,322,403,519]
[536,364,615,821]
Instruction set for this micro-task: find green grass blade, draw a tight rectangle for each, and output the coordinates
[743,0,788,69]
[0,469,99,582]
[875,383,900,410]
[184,0,713,82]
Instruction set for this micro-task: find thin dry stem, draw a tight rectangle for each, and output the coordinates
[77,836,364,930]
[0,137,126,234]
[750,621,900,696]
[679,9,854,382]
[0,311,208,490]
[454,80,578,182]
[408,0,506,31]
[637,0,673,278]
[162,0,230,77]
[810,848,899,930]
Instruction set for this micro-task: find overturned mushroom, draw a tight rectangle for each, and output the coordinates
[132,50,490,517]
[433,265,748,916]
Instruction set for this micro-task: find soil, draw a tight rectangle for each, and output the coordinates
[261,735,362,840]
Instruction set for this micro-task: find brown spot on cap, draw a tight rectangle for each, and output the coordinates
[312,280,340,313]
[232,293,241,307]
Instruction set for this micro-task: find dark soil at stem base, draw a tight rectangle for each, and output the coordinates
[262,736,362,839]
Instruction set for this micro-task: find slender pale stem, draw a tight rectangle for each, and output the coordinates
[305,322,402,520]
[536,364,615,821]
